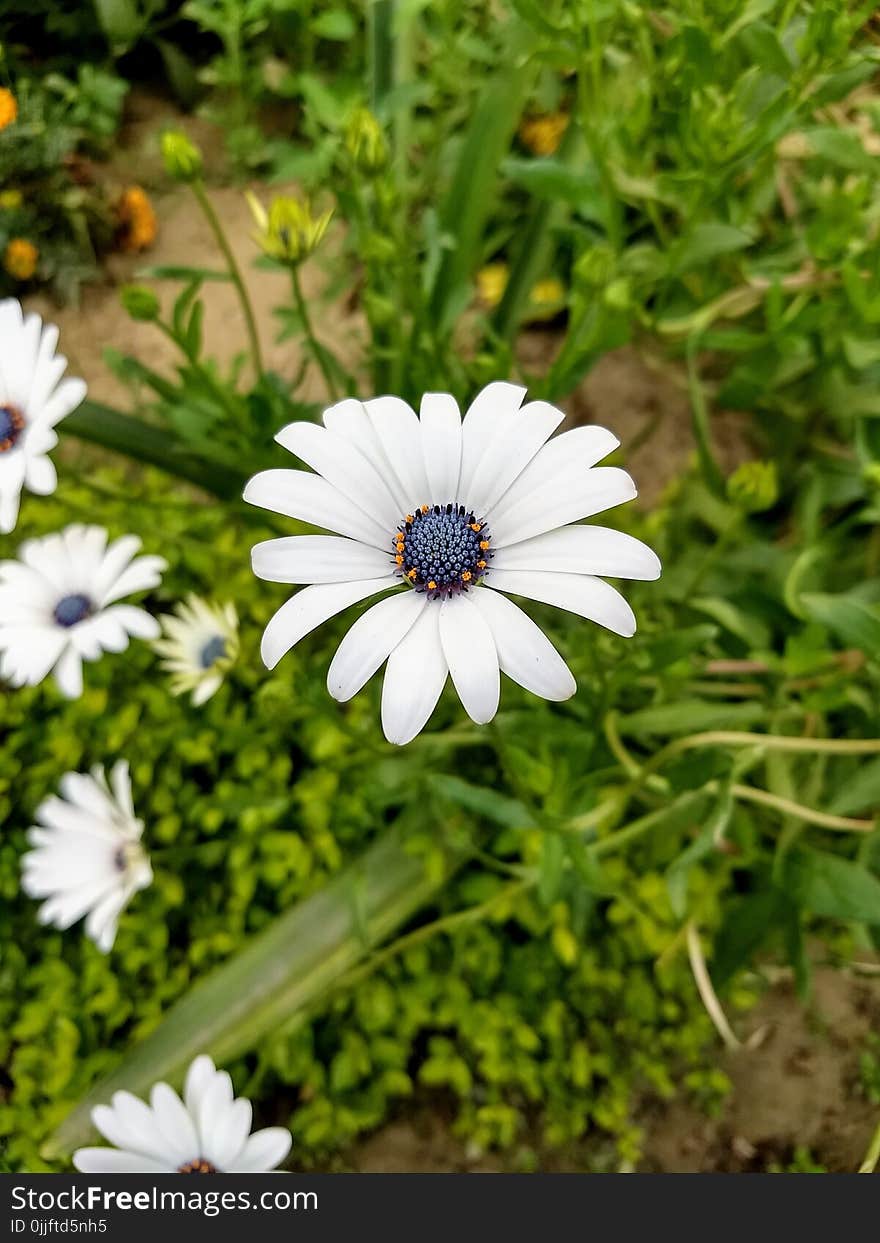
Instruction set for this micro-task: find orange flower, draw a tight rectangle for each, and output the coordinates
[117,186,158,252]
[4,238,38,281]
[0,88,17,132]
[518,111,569,157]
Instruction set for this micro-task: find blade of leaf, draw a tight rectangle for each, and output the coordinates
[45,824,468,1157]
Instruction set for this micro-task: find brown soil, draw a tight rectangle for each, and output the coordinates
[343,969,880,1174]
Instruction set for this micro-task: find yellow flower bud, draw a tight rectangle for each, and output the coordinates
[344,106,389,176]
[476,262,509,309]
[246,191,332,266]
[726,460,779,514]
[160,130,204,183]
[518,111,569,157]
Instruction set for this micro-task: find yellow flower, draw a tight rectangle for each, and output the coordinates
[246,191,332,266]
[0,88,17,132]
[4,238,38,281]
[0,189,22,211]
[476,262,509,309]
[117,187,158,252]
[527,277,566,321]
[518,111,569,157]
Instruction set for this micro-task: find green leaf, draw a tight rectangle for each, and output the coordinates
[92,0,144,53]
[711,888,788,988]
[310,9,357,40]
[427,775,536,829]
[668,223,754,274]
[138,265,232,283]
[537,833,566,907]
[45,825,467,1157]
[801,593,880,658]
[783,847,880,925]
[63,401,244,500]
[829,756,880,816]
[429,61,531,331]
[501,156,603,211]
[619,699,765,737]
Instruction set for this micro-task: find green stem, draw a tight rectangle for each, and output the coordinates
[191,180,264,378]
[686,338,725,495]
[291,266,340,400]
[859,1116,880,1174]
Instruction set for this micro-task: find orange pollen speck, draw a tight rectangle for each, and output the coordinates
[470,523,481,532]
[479,540,490,550]
[395,554,404,565]
[477,559,487,569]
[407,568,417,580]
[405,514,414,524]
[427,580,437,591]
[462,571,472,582]
[420,504,429,513]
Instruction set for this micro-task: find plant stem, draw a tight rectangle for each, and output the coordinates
[686,338,725,495]
[859,1116,880,1173]
[290,266,339,400]
[191,180,264,378]
[731,784,874,833]
[686,921,742,1051]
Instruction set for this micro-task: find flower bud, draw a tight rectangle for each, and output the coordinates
[161,130,204,183]
[4,238,38,281]
[344,107,389,176]
[726,460,778,514]
[246,191,332,266]
[121,284,160,322]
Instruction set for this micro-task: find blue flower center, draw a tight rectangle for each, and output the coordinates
[199,635,227,669]
[393,503,492,600]
[53,593,93,628]
[0,403,24,453]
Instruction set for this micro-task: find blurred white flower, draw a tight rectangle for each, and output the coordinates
[0,523,166,698]
[245,382,660,745]
[73,1054,293,1173]
[0,298,86,534]
[20,761,152,952]
[153,596,239,706]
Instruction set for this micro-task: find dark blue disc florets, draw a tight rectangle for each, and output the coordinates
[0,404,24,453]
[53,593,93,628]
[393,503,492,600]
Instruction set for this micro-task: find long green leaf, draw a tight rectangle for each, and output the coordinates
[428,59,531,332]
[64,400,244,500]
[45,825,466,1158]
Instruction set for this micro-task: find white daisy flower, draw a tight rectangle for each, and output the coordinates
[245,382,661,745]
[153,595,239,706]
[73,1054,293,1173]
[0,298,87,534]
[20,761,152,952]
[0,523,166,698]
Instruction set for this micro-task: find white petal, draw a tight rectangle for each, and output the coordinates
[365,395,431,507]
[251,535,392,584]
[0,481,21,535]
[490,466,637,548]
[85,887,128,951]
[99,556,166,606]
[260,577,395,670]
[228,1127,292,1173]
[38,377,87,427]
[53,645,83,698]
[149,1083,200,1166]
[327,588,425,702]
[381,605,447,745]
[458,381,527,502]
[419,392,462,504]
[194,1068,234,1159]
[472,587,575,701]
[465,400,564,518]
[438,594,500,725]
[488,569,637,637]
[492,524,661,580]
[243,469,389,549]
[488,424,621,526]
[73,1148,172,1174]
[203,1097,253,1170]
[276,421,401,530]
[24,454,57,496]
[184,1056,217,1118]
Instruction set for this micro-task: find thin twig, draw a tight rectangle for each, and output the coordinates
[686,921,742,1051]
[731,784,875,833]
